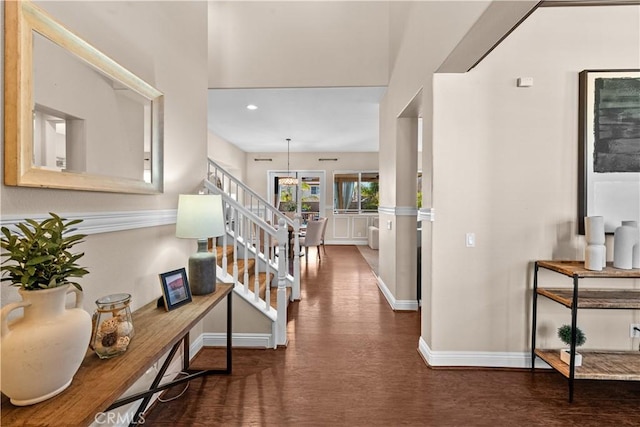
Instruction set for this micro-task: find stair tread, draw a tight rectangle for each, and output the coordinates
[227,258,256,275]
[215,245,235,260]
[216,246,290,310]
[255,272,273,300]
[269,286,292,310]
[254,272,289,310]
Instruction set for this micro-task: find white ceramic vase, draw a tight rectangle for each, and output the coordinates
[585,216,605,245]
[1,285,91,406]
[584,216,606,271]
[613,221,639,270]
[585,244,606,271]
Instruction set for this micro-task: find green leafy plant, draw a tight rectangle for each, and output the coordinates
[558,324,586,347]
[1,213,89,291]
[360,182,379,211]
[280,201,296,212]
[280,191,293,202]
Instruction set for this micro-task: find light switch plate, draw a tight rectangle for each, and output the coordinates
[466,233,475,247]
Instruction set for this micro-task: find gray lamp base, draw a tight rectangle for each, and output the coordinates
[188,240,217,295]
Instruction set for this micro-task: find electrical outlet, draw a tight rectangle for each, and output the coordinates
[630,323,640,338]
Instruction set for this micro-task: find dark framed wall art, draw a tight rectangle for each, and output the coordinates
[578,69,640,234]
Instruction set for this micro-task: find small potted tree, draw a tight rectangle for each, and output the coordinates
[1,213,92,405]
[558,324,586,367]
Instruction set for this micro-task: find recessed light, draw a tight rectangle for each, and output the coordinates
[246,104,258,110]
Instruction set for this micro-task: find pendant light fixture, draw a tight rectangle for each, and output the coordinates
[279,138,298,185]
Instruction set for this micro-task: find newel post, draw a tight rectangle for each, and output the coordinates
[292,217,301,300]
[276,218,288,347]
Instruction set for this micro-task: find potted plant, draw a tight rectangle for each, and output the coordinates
[558,324,586,367]
[1,213,92,406]
[1,213,89,290]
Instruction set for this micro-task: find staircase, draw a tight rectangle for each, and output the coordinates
[216,245,291,309]
[205,158,301,348]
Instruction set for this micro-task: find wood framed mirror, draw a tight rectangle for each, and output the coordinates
[4,1,164,194]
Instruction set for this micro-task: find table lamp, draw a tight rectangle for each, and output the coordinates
[176,194,225,295]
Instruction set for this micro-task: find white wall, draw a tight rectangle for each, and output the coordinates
[1,1,209,320]
[208,131,247,182]
[378,1,490,311]
[208,1,389,88]
[430,5,640,354]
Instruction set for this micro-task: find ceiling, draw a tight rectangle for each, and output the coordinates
[207,86,387,153]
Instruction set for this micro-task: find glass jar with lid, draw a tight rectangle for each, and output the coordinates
[91,293,135,359]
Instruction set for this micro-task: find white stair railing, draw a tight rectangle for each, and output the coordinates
[207,158,300,299]
[204,165,299,348]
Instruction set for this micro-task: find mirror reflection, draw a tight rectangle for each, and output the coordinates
[32,32,152,183]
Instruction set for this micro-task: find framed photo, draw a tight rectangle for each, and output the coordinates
[159,268,192,311]
[578,69,640,234]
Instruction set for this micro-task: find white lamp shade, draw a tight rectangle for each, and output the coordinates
[176,194,225,238]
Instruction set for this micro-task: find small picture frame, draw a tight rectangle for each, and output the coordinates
[159,268,192,311]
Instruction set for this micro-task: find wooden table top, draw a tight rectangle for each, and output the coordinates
[1,284,232,426]
[537,260,640,278]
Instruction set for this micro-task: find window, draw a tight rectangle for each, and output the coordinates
[333,171,379,214]
[268,171,325,222]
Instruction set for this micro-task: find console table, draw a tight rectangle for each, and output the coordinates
[531,261,640,402]
[1,284,233,426]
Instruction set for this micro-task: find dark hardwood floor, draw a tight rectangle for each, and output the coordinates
[144,246,640,426]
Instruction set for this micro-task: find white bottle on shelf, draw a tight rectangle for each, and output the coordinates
[613,220,639,270]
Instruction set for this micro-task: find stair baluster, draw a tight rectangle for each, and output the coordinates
[264,231,271,310]
[221,200,228,274]
[253,226,260,303]
[243,215,249,294]
[232,207,239,285]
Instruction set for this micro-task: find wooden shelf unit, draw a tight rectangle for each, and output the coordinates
[536,288,640,309]
[531,260,640,402]
[535,349,640,381]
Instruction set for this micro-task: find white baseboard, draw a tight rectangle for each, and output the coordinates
[201,332,273,348]
[417,337,551,369]
[324,239,367,245]
[376,276,419,311]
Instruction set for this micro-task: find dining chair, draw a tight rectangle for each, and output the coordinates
[293,219,324,262]
[318,217,328,255]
